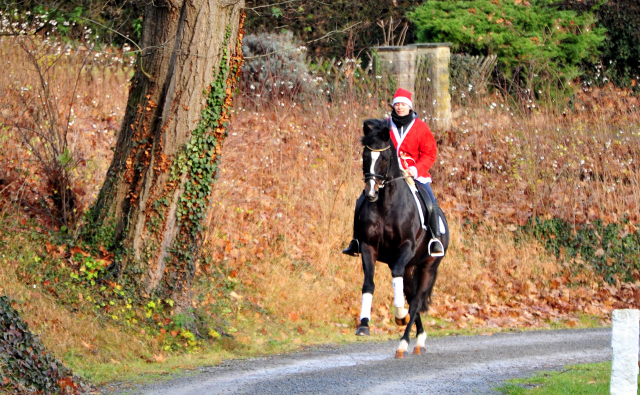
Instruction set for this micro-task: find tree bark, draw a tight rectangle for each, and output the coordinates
[86,0,245,309]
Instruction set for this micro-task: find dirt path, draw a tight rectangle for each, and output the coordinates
[108,328,611,395]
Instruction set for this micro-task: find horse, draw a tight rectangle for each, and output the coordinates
[354,118,449,358]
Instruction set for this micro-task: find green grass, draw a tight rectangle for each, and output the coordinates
[497,362,640,395]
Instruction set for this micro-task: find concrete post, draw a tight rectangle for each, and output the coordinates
[611,309,639,395]
[375,43,452,130]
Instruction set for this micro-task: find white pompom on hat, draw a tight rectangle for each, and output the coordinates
[392,88,413,108]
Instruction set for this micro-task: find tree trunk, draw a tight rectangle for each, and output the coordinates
[85,0,245,310]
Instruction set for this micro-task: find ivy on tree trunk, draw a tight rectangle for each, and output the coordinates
[85,0,245,311]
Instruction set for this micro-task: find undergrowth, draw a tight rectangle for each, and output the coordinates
[523,217,640,285]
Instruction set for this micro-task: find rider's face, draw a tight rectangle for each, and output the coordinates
[393,102,411,117]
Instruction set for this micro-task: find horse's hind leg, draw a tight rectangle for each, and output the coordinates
[412,315,427,355]
[411,260,440,356]
[395,299,421,358]
[356,244,376,336]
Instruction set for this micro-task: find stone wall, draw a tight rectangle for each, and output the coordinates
[376,43,451,130]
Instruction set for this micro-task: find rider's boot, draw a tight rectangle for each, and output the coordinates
[416,186,445,257]
[342,193,365,256]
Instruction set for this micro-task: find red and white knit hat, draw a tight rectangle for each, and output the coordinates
[392,88,413,108]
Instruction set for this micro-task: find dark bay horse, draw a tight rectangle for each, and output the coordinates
[355,118,449,358]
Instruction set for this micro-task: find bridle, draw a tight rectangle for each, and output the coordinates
[363,145,408,189]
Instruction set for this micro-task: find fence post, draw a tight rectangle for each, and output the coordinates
[611,309,639,395]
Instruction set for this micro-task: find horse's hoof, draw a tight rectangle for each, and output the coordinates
[395,315,410,326]
[413,347,426,355]
[355,326,370,336]
[395,350,407,359]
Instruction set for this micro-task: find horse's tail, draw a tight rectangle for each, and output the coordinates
[421,268,439,313]
[409,262,440,313]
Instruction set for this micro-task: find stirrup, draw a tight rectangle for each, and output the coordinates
[428,238,445,257]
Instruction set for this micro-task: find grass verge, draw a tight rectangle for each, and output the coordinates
[496,362,640,395]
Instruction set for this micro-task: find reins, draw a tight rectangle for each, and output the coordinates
[363,145,411,188]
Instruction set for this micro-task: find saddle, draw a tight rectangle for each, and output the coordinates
[402,170,446,238]
[401,169,428,230]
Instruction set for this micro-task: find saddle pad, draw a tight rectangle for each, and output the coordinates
[405,181,427,231]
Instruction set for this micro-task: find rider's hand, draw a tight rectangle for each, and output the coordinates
[408,166,418,178]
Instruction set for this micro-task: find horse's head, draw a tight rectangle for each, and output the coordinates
[361,119,392,202]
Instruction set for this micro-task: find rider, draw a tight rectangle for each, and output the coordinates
[342,87,445,257]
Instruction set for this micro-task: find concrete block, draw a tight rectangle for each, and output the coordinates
[611,309,639,395]
[376,43,451,130]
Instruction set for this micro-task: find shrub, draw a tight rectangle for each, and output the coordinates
[522,218,640,285]
[449,53,497,106]
[554,0,640,91]
[408,0,605,103]
[244,0,424,59]
[0,295,76,394]
[241,31,311,104]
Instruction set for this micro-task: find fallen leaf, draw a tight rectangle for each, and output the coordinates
[70,246,90,257]
[57,377,77,390]
[81,341,94,350]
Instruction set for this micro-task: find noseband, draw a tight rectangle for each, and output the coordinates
[363,145,413,189]
[363,145,392,189]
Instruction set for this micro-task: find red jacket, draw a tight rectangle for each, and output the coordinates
[389,117,437,183]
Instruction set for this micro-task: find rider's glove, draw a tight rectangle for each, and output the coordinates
[408,166,418,179]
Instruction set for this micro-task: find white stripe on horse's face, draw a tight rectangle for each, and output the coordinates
[366,151,381,198]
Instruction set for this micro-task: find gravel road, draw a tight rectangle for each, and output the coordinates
[110,328,611,395]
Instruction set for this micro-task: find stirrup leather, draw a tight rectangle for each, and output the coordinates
[428,238,445,257]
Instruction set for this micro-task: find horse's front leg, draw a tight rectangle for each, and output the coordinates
[390,241,414,327]
[356,243,377,336]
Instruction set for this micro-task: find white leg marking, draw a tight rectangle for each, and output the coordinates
[395,307,408,319]
[360,293,373,320]
[416,331,427,348]
[366,152,380,198]
[398,339,409,352]
[392,277,404,308]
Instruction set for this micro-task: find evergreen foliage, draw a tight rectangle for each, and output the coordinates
[554,0,640,90]
[408,0,605,99]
